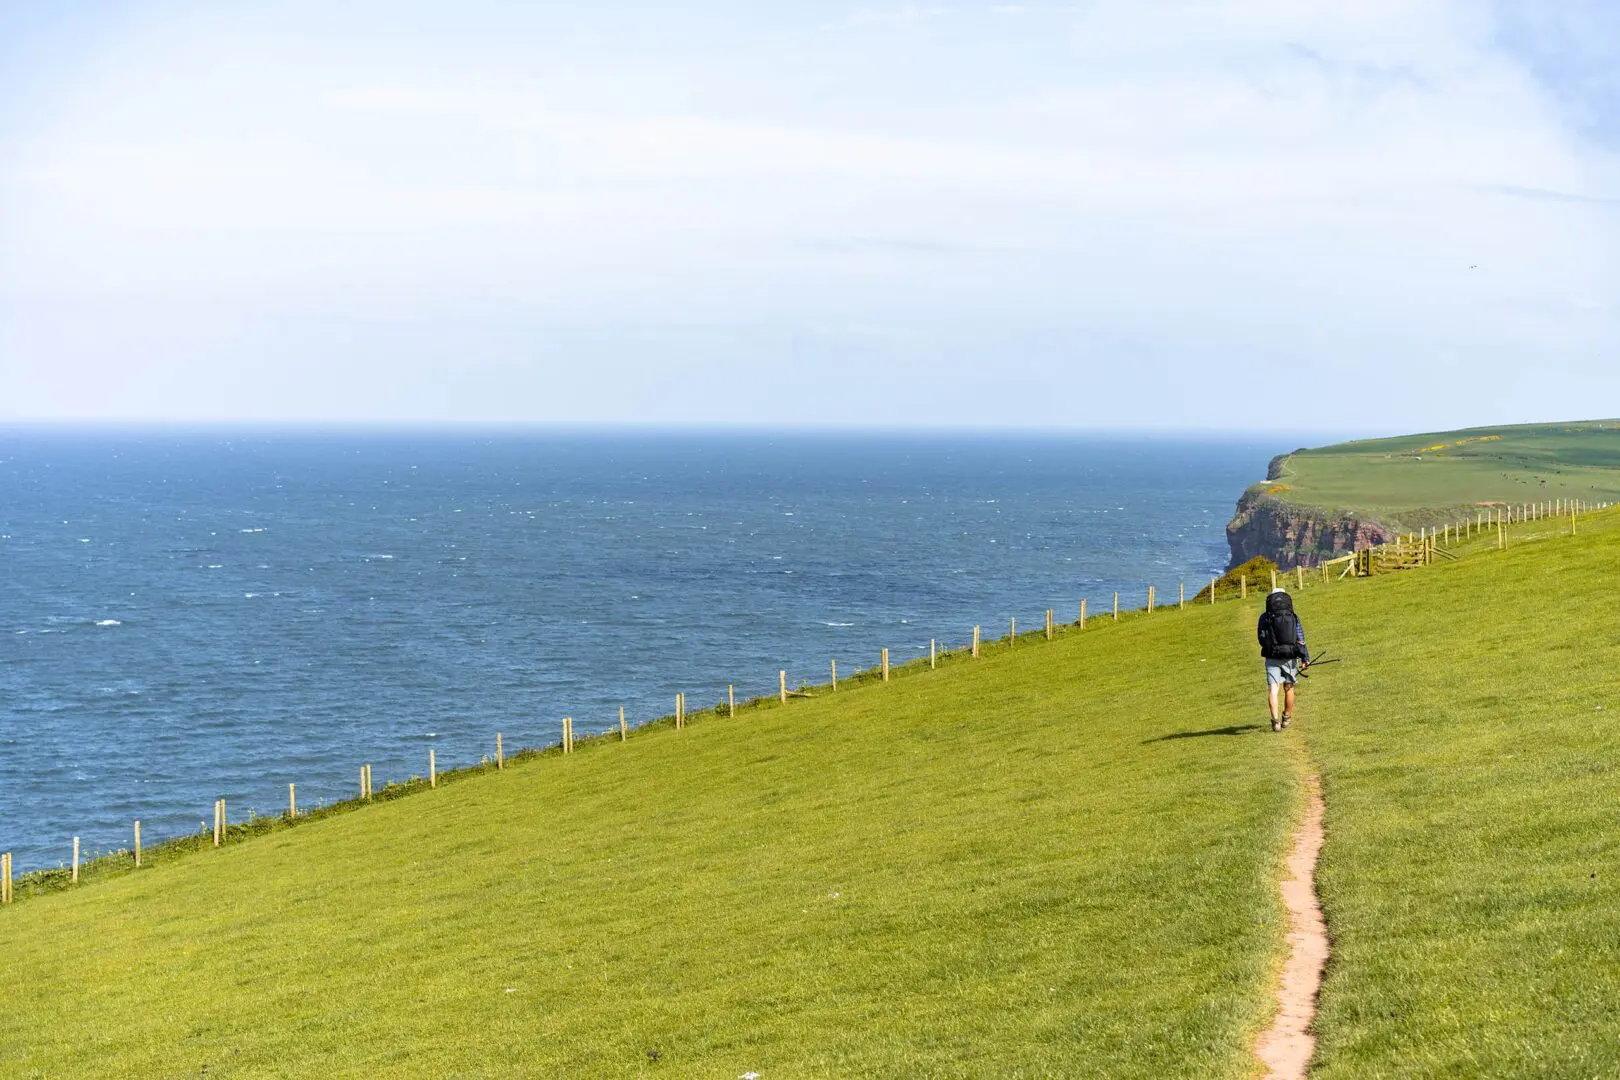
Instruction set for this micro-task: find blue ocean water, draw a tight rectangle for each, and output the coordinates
[0,431,1274,871]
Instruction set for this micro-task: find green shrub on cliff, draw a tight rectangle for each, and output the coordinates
[1195,555,1279,602]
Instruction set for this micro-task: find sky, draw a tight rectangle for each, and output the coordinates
[0,1,1616,432]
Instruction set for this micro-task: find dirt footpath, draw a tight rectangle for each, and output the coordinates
[1255,774,1327,1080]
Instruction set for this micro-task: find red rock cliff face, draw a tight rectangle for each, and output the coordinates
[1225,456,1392,570]
[1225,490,1392,570]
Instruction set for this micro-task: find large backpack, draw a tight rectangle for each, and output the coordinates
[1263,592,1302,660]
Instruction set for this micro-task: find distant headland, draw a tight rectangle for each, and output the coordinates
[1226,420,1620,569]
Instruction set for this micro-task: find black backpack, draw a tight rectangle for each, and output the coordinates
[1263,592,1302,660]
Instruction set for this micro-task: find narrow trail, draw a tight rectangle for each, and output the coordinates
[1255,773,1327,1080]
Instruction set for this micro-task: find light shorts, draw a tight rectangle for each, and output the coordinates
[1265,658,1301,688]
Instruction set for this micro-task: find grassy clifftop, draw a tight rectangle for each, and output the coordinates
[1228,419,1620,567]
[4,504,1620,1076]
[1270,419,1620,520]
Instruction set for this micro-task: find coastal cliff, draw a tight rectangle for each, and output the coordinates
[1225,455,1392,570]
[1225,422,1620,569]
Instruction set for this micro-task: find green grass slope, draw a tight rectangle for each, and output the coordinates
[1303,512,1620,1075]
[1271,419,1620,524]
[5,507,1619,1077]
[0,605,1301,1078]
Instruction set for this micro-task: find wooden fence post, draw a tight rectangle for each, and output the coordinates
[72,836,80,882]
[1178,584,1184,611]
[930,639,937,668]
[1046,609,1054,639]
[563,717,574,753]
[779,670,787,703]
[1211,577,1217,604]
[1079,599,1087,628]
[881,648,890,681]
[1270,569,1278,591]
[621,705,630,739]
[1240,575,1247,599]
[972,626,981,657]
[1,852,9,903]
[496,733,503,770]
[429,750,437,788]
[676,693,685,729]
[1009,617,1016,643]
[1113,592,1119,620]
[727,684,735,715]
[289,783,297,817]
[1147,586,1155,613]
[134,820,142,868]
[213,799,222,847]
[1296,566,1304,589]
[830,662,837,691]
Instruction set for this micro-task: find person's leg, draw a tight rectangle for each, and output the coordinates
[1282,682,1296,723]
[1268,681,1281,724]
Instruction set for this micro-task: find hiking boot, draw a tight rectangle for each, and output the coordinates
[1280,713,1292,729]
[1270,718,1282,732]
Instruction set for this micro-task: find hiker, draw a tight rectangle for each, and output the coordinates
[1258,588,1309,732]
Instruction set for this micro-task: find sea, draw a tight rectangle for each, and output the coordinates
[0,430,1279,872]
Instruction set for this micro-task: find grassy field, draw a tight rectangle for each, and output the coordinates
[1304,510,1620,1075]
[4,505,1619,1076]
[1267,420,1620,526]
[0,598,1301,1078]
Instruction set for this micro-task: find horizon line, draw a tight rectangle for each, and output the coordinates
[0,418,1399,442]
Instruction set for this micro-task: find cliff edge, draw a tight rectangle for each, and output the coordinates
[1225,453,1392,570]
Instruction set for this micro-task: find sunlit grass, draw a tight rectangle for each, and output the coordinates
[0,582,1299,1078]
[1301,507,1620,1075]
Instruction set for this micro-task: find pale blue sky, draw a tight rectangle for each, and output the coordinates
[1,2,1615,431]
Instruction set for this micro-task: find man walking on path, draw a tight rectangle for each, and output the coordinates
[1259,588,1309,732]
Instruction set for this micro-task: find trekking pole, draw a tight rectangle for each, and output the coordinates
[1298,655,1342,678]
